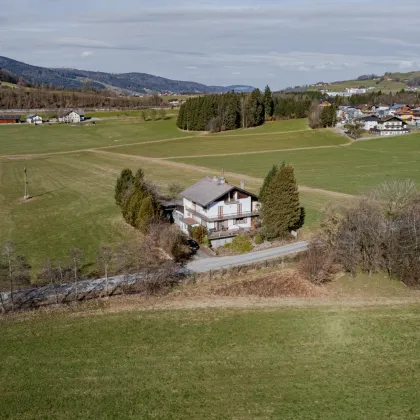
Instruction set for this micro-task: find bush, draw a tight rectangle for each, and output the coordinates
[230,235,252,254]
[298,237,335,284]
[254,233,264,245]
[191,226,207,244]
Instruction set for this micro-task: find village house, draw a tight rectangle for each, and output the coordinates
[173,176,260,248]
[26,114,43,125]
[393,105,413,121]
[59,110,84,123]
[0,115,21,124]
[389,104,409,116]
[373,116,409,136]
[358,115,379,131]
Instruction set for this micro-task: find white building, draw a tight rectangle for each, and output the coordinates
[173,177,260,247]
[345,88,367,94]
[26,114,42,125]
[374,116,409,136]
[358,115,379,131]
[59,110,84,123]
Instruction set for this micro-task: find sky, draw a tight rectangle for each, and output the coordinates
[1,0,420,89]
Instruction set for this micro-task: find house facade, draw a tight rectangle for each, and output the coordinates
[373,116,409,136]
[359,115,379,131]
[173,177,260,247]
[59,110,84,123]
[0,115,21,124]
[26,114,42,125]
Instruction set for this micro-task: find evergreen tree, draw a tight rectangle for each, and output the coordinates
[264,85,274,119]
[259,164,278,201]
[115,169,134,206]
[136,195,155,232]
[261,164,301,239]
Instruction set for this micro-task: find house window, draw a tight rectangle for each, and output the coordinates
[234,218,247,225]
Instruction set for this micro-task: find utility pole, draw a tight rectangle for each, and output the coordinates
[24,167,30,200]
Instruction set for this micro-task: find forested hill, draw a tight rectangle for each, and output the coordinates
[0,56,254,94]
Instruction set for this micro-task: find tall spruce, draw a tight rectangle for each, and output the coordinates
[264,85,274,119]
[259,164,278,201]
[136,195,155,232]
[261,164,301,239]
[115,169,134,206]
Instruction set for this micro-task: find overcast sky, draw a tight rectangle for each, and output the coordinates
[1,0,420,89]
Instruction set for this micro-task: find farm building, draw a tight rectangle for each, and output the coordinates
[0,115,21,124]
[59,110,85,123]
[26,114,43,125]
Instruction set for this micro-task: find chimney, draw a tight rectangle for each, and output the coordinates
[240,180,245,190]
[219,176,226,184]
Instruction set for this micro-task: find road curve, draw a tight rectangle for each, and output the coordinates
[187,241,308,273]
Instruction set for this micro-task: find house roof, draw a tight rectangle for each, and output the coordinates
[181,177,258,208]
[0,115,21,120]
[379,116,404,122]
[360,115,379,122]
[391,104,408,110]
[27,114,41,119]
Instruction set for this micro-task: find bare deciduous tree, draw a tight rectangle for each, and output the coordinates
[96,244,113,295]
[68,248,85,301]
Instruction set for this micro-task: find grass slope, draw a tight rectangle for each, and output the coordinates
[175,132,420,194]
[0,118,191,155]
[109,129,345,158]
[2,305,420,419]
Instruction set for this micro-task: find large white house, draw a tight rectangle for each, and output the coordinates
[26,114,42,125]
[373,116,409,136]
[173,177,260,247]
[59,110,84,123]
[358,115,379,131]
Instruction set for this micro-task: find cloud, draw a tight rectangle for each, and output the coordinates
[3,0,420,88]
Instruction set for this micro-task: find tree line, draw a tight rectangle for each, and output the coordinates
[300,180,420,287]
[0,87,164,110]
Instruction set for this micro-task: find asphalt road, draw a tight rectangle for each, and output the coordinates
[187,241,308,273]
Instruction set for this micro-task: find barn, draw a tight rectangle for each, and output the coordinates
[0,115,21,124]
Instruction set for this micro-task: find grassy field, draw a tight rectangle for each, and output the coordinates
[86,109,179,118]
[110,129,345,158]
[0,118,190,155]
[174,132,420,194]
[2,301,420,419]
[1,117,418,272]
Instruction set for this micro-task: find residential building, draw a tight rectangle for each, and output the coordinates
[358,115,379,131]
[173,176,260,247]
[373,116,409,136]
[394,105,413,121]
[345,87,367,94]
[26,114,43,125]
[0,115,21,124]
[389,104,409,116]
[59,110,84,123]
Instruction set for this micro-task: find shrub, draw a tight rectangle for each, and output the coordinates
[191,226,207,244]
[254,233,264,245]
[230,235,252,254]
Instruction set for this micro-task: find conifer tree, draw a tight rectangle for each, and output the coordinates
[259,164,278,201]
[264,85,274,119]
[115,168,134,206]
[136,195,155,232]
[261,164,301,239]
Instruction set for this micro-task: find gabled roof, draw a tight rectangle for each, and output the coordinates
[181,177,258,208]
[379,116,404,122]
[359,115,379,122]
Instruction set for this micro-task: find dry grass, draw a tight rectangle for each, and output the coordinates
[213,268,327,298]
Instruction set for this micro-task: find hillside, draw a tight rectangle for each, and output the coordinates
[0,56,254,94]
[305,71,420,94]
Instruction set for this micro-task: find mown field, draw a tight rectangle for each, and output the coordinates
[174,133,420,194]
[1,116,419,271]
[2,303,420,419]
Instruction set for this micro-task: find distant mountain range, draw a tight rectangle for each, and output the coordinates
[0,56,255,94]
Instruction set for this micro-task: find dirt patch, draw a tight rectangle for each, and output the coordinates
[213,269,327,298]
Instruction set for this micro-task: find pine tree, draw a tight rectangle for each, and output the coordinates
[136,195,155,232]
[264,85,274,119]
[259,164,278,201]
[115,168,134,207]
[261,164,301,239]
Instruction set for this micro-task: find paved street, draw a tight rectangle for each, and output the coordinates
[187,241,308,273]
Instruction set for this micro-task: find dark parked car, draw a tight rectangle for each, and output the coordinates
[187,239,200,252]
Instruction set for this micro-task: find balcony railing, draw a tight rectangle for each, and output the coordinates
[185,207,259,222]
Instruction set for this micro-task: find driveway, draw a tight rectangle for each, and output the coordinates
[187,241,308,273]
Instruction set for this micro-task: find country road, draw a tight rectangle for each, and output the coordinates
[187,241,308,273]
